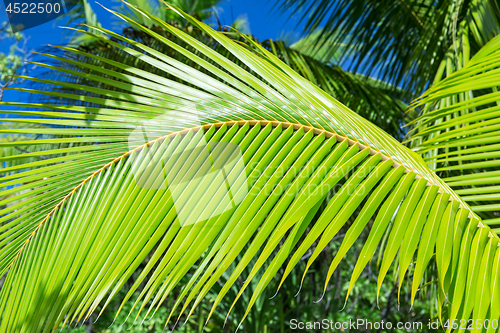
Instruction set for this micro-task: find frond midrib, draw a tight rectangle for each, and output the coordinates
[11,119,495,269]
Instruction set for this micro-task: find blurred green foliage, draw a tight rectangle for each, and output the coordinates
[0,22,25,84]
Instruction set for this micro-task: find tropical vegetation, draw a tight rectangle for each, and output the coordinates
[1,0,500,332]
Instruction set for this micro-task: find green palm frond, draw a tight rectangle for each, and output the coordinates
[30,23,406,137]
[408,34,500,227]
[0,4,498,332]
[258,38,406,137]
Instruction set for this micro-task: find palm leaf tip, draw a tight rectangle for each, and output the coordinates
[0,3,498,331]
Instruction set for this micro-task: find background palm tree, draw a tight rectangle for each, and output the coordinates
[273,0,500,98]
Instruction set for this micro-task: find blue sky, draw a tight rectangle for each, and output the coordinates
[0,0,306,103]
[1,0,305,46]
